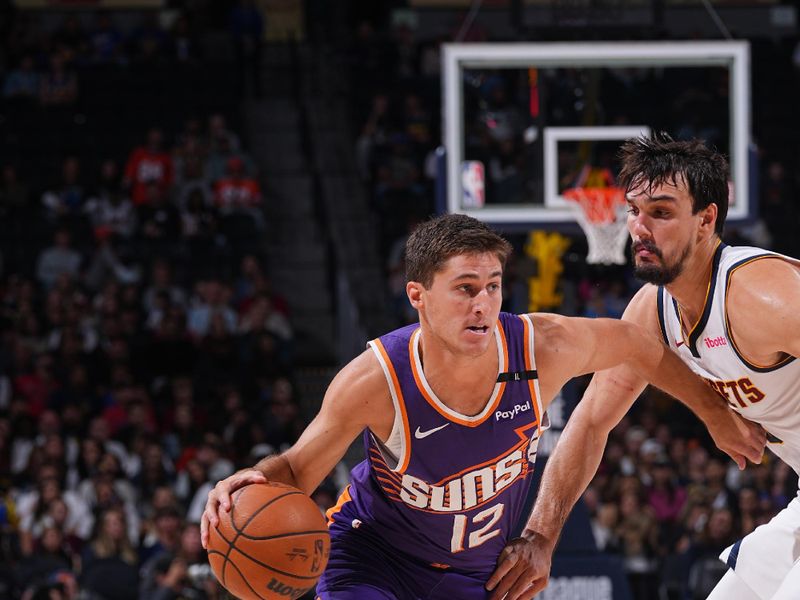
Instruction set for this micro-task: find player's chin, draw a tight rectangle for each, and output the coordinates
[460,331,492,354]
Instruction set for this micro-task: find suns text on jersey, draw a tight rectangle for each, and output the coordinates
[398,448,530,513]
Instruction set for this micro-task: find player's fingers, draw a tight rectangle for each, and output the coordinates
[489,562,526,600]
[485,551,518,591]
[731,453,746,471]
[200,512,209,549]
[517,583,541,600]
[530,575,549,596]
[504,571,535,600]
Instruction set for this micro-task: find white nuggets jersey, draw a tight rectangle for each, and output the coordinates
[656,243,800,475]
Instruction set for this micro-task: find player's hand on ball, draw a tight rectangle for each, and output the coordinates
[486,530,554,600]
[201,468,267,549]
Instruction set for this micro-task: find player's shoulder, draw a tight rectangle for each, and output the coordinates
[726,253,800,314]
[727,253,800,289]
[333,348,388,398]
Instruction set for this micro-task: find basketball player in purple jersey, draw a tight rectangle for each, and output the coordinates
[524,135,800,599]
[201,214,764,600]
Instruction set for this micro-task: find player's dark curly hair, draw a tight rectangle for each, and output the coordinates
[617,133,729,235]
[405,214,512,288]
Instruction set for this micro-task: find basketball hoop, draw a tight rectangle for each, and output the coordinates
[563,187,629,265]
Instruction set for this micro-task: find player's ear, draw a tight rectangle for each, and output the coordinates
[699,202,717,233]
[406,281,424,308]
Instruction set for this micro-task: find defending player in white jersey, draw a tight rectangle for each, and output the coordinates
[520,134,800,600]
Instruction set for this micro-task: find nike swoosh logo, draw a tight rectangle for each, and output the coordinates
[414,424,450,439]
[675,340,685,347]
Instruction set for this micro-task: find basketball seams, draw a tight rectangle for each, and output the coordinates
[226,544,326,581]
[234,528,329,541]
[221,551,271,600]
[231,489,303,535]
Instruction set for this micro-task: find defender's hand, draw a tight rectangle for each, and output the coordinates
[486,531,555,600]
[200,469,267,549]
[705,406,766,470]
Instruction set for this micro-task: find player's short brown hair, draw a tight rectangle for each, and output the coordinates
[617,133,729,235]
[405,214,512,288]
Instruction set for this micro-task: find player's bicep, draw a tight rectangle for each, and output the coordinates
[283,350,391,493]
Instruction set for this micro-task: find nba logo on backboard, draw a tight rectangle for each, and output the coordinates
[461,161,485,208]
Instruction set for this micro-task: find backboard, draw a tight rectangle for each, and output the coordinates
[441,41,753,228]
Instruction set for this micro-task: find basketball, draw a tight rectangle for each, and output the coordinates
[206,482,330,600]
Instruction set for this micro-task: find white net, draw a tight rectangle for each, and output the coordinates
[564,187,630,265]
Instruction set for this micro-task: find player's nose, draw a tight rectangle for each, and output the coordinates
[629,214,652,238]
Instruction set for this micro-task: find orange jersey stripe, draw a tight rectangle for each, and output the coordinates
[325,485,352,526]
[372,339,412,472]
[520,315,542,427]
[408,322,508,427]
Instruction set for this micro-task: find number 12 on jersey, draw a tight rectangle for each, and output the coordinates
[451,504,504,553]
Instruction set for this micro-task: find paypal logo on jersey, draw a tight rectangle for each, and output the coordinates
[495,401,531,421]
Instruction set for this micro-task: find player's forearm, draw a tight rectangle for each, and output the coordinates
[253,453,303,490]
[626,337,723,421]
[523,412,609,547]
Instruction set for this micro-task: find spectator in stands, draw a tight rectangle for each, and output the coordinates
[174,458,212,524]
[3,55,39,101]
[616,486,660,598]
[170,14,199,64]
[136,183,181,258]
[0,165,31,221]
[262,377,304,452]
[39,52,78,107]
[85,160,136,240]
[648,455,687,524]
[42,157,86,223]
[206,136,253,184]
[213,156,264,230]
[208,113,241,155]
[142,260,186,315]
[16,523,77,593]
[89,12,124,64]
[130,12,169,64]
[179,188,218,265]
[139,505,182,566]
[187,279,236,339]
[17,465,92,555]
[80,507,139,600]
[238,293,292,341]
[139,522,220,600]
[124,128,174,206]
[53,16,88,66]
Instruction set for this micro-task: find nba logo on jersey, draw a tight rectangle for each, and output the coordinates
[461,161,485,208]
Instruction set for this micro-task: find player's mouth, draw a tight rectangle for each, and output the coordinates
[466,325,489,335]
[632,241,661,261]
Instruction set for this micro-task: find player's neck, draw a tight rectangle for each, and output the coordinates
[665,236,721,324]
[417,329,499,414]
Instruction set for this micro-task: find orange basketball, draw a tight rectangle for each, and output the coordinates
[207,482,330,600]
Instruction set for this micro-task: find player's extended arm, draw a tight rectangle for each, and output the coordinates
[486,288,765,600]
[200,349,392,548]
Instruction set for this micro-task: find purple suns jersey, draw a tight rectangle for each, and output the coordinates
[326,312,547,575]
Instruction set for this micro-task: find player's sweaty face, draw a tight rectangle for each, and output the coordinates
[626,179,696,285]
[424,252,503,356]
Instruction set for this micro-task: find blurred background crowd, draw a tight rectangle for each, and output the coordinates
[0,0,798,599]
